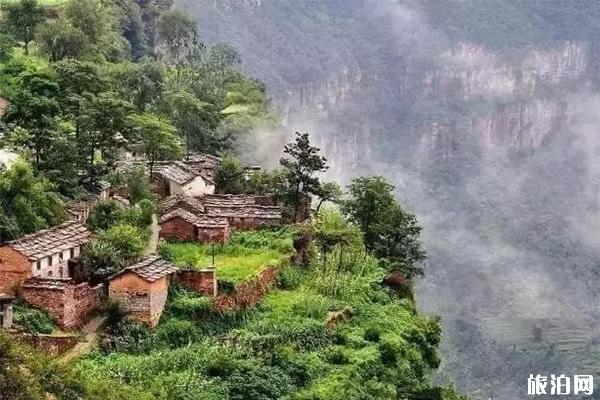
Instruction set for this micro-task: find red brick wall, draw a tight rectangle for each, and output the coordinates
[21,281,104,330]
[175,269,217,297]
[213,266,279,312]
[160,217,196,241]
[197,226,229,244]
[109,274,169,328]
[0,248,32,294]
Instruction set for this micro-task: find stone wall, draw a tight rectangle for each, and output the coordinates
[12,331,80,356]
[21,280,105,330]
[214,266,279,312]
[175,268,217,297]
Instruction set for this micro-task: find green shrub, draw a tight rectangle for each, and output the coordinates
[277,265,305,290]
[324,348,349,365]
[12,302,55,334]
[364,327,381,343]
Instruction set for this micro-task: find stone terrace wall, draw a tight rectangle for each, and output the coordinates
[12,331,79,356]
[214,266,279,313]
[21,280,105,330]
[175,268,217,297]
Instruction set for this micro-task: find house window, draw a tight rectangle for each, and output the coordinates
[59,252,64,262]
[48,255,53,266]
[59,266,63,277]
[70,248,75,258]
[48,270,53,277]
[36,261,41,270]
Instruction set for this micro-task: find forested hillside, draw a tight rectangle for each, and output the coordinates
[0,1,465,400]
[172,1,600,399]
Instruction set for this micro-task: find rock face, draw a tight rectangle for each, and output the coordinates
[176,1,600,398]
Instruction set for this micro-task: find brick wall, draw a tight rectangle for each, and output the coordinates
[175,268,217,297]
[0,247,32,294]
[213,266,279,313]
[160,217,196,241]
[21,281,104,330]
[109,274,169,328]
[197,226,229,244]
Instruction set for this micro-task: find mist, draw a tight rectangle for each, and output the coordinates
[175,1,600,398]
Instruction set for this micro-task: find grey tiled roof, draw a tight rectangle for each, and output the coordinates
[205,205,283,219]
[6,221,93,261]
[117,256,178,283]
[158,162,215,186]
[22,278,72,290]
[159,193,205,214]
[160,208,229,228]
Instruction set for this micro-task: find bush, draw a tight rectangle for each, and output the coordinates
[101,223,146,261]
[277,265,305,290]
[364,327,381,343]
[87,200,121,232]
[12,302,55,334]
[80,241,125,283]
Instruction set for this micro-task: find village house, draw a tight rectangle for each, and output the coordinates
[108,256,178,327]
[160,208,230,243]
[0,221,93,294]
[156,161,216,197]
[203,194,283,229]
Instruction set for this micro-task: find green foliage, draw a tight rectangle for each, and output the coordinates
[280,131,328,221]
[0,160,64,241]
[80,240,125,282]
[87,199,121,232]
[36,16,86,61]
[157,9,201,69]
[12,300,55,334]
[0,0,45,55]
[101,223,146,261]
[215,153,246,194]
[247,168,287,197]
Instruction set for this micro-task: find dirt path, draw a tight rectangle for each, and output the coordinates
[61,314,106,363]
[144,214,159,256]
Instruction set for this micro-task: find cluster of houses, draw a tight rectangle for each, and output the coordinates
[0,153,293,331]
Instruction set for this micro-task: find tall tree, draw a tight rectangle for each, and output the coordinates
[2,70,61,168]
[128,112,182,177]
[214,154,246,194]
[341,176,396,252]
[35,17,87,62]
[280,132,328,221]
[0,0,45,55]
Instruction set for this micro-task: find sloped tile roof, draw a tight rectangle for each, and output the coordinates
[6,221,93,261]
[158,162,215,186]
[160,208,229,228]
[159,193,205,214]
[206,205,283,220]
[115,256,178,283]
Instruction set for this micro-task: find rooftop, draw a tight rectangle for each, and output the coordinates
[6,221,93,261]
[158,162,215,186]
[160,208,229,228]
[22,278,72,291]
[205,205,283,220]
[159,193,205,214]
[114,256,178,283]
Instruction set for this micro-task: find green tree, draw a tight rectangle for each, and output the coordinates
[247,168,287,197]
[0,33,16,62]
[128,112,182,177]
[315,181,342,214]
[0,0,45,55]
[87,199,122,232]
[2,70,61,168]
[101,223,146,261]
[373,203,426,278]
[125,166,154,204]
[108,60,165,110]
[0,161,64,241]
[280,132,328,221]
[341,176,395,252]
[80,241,125,283]
[77,92,134,183]
[215,154,246,194]
[157,9,202,70]
[36,17,87,62]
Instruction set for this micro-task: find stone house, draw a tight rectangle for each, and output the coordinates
[204,194,283,229]
[108,256,178,327]
[0,221,93,294]
[160,208,230,243]
[157,161,216,197]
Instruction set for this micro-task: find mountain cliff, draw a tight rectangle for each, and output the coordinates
[174,1,600,398]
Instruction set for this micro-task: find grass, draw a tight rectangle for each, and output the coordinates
[160,228,296,283]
